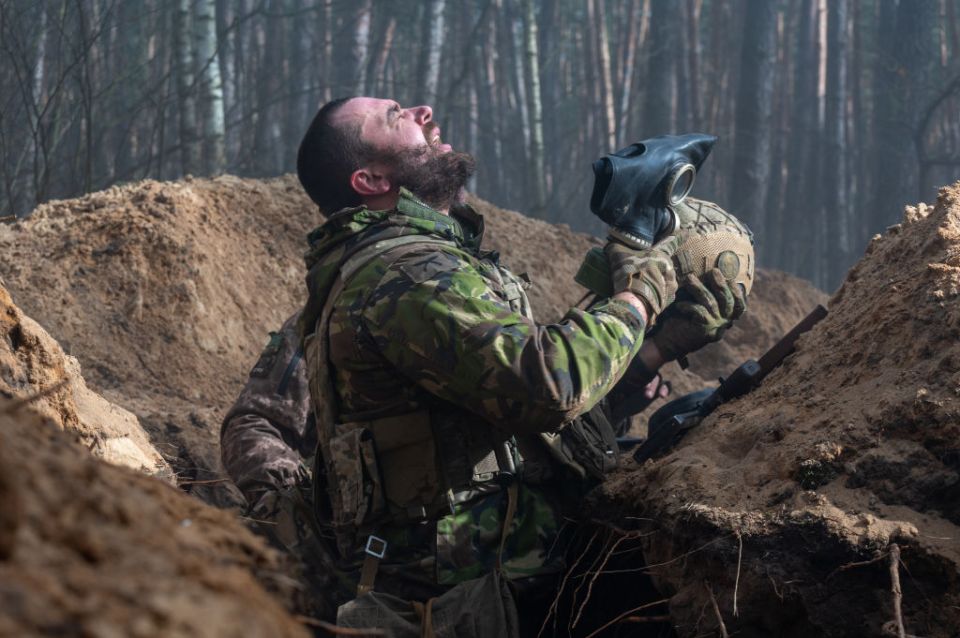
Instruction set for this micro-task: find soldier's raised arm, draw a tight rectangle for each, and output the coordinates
[357,238,677,435]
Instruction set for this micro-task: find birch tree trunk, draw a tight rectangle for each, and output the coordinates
[214,0,236,162]
[174,0,200,175]
[522,0,546,216]
[352,0,372,95]
[419,0,446,104]
[194,0,225,174]
[29,4,47,205]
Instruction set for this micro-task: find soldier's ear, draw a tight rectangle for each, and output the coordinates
[349,163,392,197]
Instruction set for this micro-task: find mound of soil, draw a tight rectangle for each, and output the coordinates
[0,176,318,506]
[0,396,308,637]
[593,184,960,636]
[0,176,822,508]
[1,283,169,477]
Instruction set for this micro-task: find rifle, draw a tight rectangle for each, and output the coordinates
[629,304,828,463]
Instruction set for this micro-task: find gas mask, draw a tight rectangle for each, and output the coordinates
[590,133,717,248]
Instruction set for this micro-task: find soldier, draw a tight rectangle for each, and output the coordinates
[224,96,745,636]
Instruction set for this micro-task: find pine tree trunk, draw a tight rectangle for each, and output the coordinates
[644,0,680,134]
[823,0,849,285]
[873,0,940,223]
[729,0,778,256]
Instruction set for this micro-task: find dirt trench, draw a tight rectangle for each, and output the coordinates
[0,175,822,508]
[0,174,839,635]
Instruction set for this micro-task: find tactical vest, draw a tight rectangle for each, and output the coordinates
[304,236,534,557]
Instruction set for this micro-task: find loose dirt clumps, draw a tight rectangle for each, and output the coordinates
[593,183,960,637]
[0,397,308,637]
[1,283,170,477]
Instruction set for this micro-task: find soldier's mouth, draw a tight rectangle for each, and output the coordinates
[424,123,447,149]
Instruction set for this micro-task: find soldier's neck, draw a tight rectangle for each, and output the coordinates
[361,190,450,216]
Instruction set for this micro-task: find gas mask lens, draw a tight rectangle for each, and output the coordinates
[666,163,696,206]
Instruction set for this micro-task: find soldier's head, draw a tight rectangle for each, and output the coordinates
[297,97,475,215]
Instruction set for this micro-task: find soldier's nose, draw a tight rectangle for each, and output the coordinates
[409,105,433,126]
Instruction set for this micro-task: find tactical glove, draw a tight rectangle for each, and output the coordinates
[651,268,747,362]
[604,234,681,321]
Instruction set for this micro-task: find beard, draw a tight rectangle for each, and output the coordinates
[381,145,476,212]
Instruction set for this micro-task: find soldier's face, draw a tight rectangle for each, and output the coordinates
[332,97,454,156]
[334,97,474,211]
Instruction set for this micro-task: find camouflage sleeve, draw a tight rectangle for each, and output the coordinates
[361,249,646,434]
[220,311,312,504]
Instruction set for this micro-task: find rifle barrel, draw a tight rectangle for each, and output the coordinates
[756,304,828,380]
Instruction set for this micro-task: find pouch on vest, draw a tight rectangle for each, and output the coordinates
[360,410,442,519]
[326,426,387,530]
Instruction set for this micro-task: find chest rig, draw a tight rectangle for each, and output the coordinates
[304,235,534,558]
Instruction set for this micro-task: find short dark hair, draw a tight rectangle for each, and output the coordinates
[296,97,371,214]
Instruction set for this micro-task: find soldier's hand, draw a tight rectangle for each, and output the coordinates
[650,268,747,361]
[604,234,681,322]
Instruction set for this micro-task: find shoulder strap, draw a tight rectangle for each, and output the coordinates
[307,234,458,479]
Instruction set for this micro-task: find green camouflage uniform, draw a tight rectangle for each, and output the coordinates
[300,189,647,597]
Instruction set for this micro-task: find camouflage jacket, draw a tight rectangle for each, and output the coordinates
[220,311,314,506]
[300,189,648,593]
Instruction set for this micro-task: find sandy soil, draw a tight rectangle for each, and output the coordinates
[1,283,170,477]
[592,183,960,637]
[0,393,309,637]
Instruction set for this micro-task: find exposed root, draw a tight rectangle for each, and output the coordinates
[889,543,906,638]
[177,478,232,486]
[620,614,672,624]
[705,581,729,638]
[733,531,742,617]
[571,531,635,629]
[538,527,599,638]
[583,598,671,638]
[826,550,888,581]
[580,533,731,577]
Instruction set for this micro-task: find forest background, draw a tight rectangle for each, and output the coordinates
[1,0,959,290]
